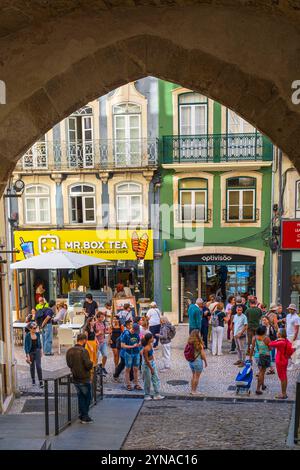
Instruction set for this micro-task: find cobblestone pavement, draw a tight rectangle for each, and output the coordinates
[14,325,300,405]
[122,400,294,450]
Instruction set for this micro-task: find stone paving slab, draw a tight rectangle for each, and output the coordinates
[50,398,142,450]
[122,399,296,450]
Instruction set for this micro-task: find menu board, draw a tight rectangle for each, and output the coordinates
[113,296,137,318]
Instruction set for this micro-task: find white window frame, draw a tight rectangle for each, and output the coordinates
[179,189,207,222]
[24,185,51,224]
[23,137,48,170]
[116,182,142,224]
[179,103,208,136]
[67,107,94,168]
[69,184,96,224]
[113,103,142,166]
[227,188,255,222]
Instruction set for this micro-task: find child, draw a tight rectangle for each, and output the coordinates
[141,333,164,401]
[269,328,295,399]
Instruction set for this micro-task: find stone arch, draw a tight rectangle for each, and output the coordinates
[1,3,300,192]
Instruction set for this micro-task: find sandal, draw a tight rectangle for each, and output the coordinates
[255,390,263,395]
[266,369,275,375]
[126,385,133,391]
[275,394,288,400]
[134,384,143,391]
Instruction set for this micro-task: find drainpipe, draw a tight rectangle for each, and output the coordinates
[277,148,283,304]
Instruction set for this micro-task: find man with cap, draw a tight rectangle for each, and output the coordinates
[188,298,203,335]
[286,304,300,370]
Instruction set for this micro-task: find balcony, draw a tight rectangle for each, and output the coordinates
[162,133,273,164]
[17,139,158,172]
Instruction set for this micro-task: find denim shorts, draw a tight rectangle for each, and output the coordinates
[124,352,140,368]
[189,357,203,373]
[97,341,108,358]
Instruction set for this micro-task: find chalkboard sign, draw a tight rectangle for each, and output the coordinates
[68,290,108,307]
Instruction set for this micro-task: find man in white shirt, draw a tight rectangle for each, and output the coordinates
[146,302,161,349]
[286,303,300,370]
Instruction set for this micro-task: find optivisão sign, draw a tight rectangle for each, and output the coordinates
[14,229,153,261]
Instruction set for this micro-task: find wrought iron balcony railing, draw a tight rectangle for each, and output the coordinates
[17,139,158,171]
[162,133,273,164]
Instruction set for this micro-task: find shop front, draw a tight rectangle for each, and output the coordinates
[13,229,154,315]
[281,220,300,310]
[169,246,265,324]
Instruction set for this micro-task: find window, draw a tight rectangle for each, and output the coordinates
[23,135,48,169]
[113,103,142,167]
[68,106,94,168]
[226,177,256,221]
[179,93,208,136]
[24,185,50,224]
[179,178,208,222]
[116,182,142,224]
[226,109,262,160]
[69,184,95,224]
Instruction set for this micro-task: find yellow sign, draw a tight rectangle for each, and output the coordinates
[14,229,153,261]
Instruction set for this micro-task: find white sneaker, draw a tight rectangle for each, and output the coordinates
[144,396,152,401]
[153,395,165,400]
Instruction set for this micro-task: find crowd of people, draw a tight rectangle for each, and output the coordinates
[23,291,300,424]
[187,294,300,398]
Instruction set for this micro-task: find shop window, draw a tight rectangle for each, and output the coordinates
[178,93,208,136]
[296,180,300,217]
[69,184,95,224]
[116,182,142,224]
[68,106,94,168]
[179,178,208,222]
[24,185,50,224]
[226,177,256,222]
[113,103,142,166]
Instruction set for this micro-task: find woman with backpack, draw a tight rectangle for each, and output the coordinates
[249,325,271,395]
[262,315,277,375]
[269,328,295,399]
[184,330,207,396]
[211,302,228,356]
[156,316,176,372]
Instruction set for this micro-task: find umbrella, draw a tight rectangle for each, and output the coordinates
[10,250,110,270]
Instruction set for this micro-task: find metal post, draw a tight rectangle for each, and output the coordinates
[54,379,59,436]
[44,380,49,436]
[294,377,300,444]
[67,375,71,424]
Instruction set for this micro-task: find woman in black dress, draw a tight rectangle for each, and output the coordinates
[109,318,122,368]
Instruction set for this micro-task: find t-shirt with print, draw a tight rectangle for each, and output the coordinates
[95,321,106,345]
[121,330,140,355]
[233,313,248,337]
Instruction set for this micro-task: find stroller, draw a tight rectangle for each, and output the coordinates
[235,360,253,395]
